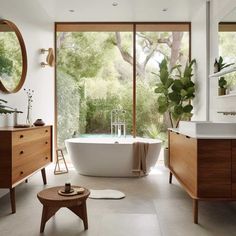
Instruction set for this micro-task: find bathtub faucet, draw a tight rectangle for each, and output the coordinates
[111,108,126,138]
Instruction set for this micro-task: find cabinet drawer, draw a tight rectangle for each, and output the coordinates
[13,127,51,146]
[12,137,51,167]
[12,153,50,184]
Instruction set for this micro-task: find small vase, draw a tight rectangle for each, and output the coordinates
[26,106,32,126]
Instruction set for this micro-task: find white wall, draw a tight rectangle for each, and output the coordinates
[0,1,54,197]
[209,0,236,122]
[191,2,207,121]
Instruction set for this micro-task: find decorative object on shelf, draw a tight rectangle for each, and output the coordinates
[40,48,55,67]
[214,56,234,73]
[218,77,227,95]
[0,99,22,115]
[34,119,45,126]
[214,59,219,73]
[214,56,234,96]
[13,124,30,128]
[54,148,69,175]
[24,88,34,126]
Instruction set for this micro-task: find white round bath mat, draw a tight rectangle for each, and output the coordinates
[89,189,125,199]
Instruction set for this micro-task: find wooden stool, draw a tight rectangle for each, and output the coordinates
[54,148,68,175]
[37,186,90,233]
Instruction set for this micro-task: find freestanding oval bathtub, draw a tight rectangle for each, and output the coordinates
[65,137,162,177]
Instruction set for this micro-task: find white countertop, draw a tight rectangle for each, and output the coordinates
[169,128,236,139]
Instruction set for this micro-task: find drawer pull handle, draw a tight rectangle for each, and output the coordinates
[20,135,24,138]
[20,171,24,175]
[45,130,48,133]
[20,151,24,155]
[45,157,48,160]
[186,136,191,139]
[45,141,48,144]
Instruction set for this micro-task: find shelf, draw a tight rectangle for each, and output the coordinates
[209,65,236,78]
[217,93,236,98]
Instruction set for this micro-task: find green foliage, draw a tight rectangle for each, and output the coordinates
[219,77,227,88]
[216,56,234,71]
[0,99,22,114]
[0,44,13,75]
[57,30,189,143]
[0,32,22,91]
[218,32,236,89]
[57,70,81,147]
[154,58,196,128]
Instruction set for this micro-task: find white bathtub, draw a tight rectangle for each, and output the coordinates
[65,137,162,177]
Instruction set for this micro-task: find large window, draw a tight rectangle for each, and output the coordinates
[56,23,190,147]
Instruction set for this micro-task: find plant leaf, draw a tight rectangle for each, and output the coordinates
[183,104,193,113]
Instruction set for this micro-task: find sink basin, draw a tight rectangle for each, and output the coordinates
[179,121,236,136]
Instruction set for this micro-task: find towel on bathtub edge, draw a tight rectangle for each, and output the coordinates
[132,142,149,177]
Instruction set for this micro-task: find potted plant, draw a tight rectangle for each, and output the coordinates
[215,56,234,96]
[0,99,22,114]
[218,77,227,95]
[154,58,196,167]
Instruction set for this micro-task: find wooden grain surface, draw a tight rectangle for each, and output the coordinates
[198,139,231,198]
[169,131,198,196]
[0,126,52,187]
[0,132,12,187]
[37,186,90,207]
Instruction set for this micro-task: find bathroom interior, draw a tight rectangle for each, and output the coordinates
[1,0,236,235]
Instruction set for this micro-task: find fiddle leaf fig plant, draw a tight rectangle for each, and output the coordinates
[0,99,22,114]
[154,58,196,128]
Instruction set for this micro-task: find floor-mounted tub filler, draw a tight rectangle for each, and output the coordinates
[65,137,162,177]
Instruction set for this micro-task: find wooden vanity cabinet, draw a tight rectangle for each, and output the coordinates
[169,130,236,223]
[0,126,52,213]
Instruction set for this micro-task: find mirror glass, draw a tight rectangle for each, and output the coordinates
[0,20,27,93]
[218,8,236,93]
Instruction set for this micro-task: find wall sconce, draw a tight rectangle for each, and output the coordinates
[40,48,55,67]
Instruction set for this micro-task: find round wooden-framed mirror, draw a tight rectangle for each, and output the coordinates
[0,19,27,93]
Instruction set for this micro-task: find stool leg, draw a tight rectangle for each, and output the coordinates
[10,188,16,214]
[68,201,88,230]
[41,168,47,185]
[40,206,60,233]
[169,172,172,184]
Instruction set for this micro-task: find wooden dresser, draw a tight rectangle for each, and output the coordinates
[0,125,52,213]
[168,130,236,224]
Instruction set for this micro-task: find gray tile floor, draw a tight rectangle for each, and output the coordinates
[1,165,236,236]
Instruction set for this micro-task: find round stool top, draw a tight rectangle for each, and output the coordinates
[37,186,90,207]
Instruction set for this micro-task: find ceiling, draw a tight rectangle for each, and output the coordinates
[35,0,207,22]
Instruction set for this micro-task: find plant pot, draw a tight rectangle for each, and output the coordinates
[164,147,169,168]
[218,87,226,96]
